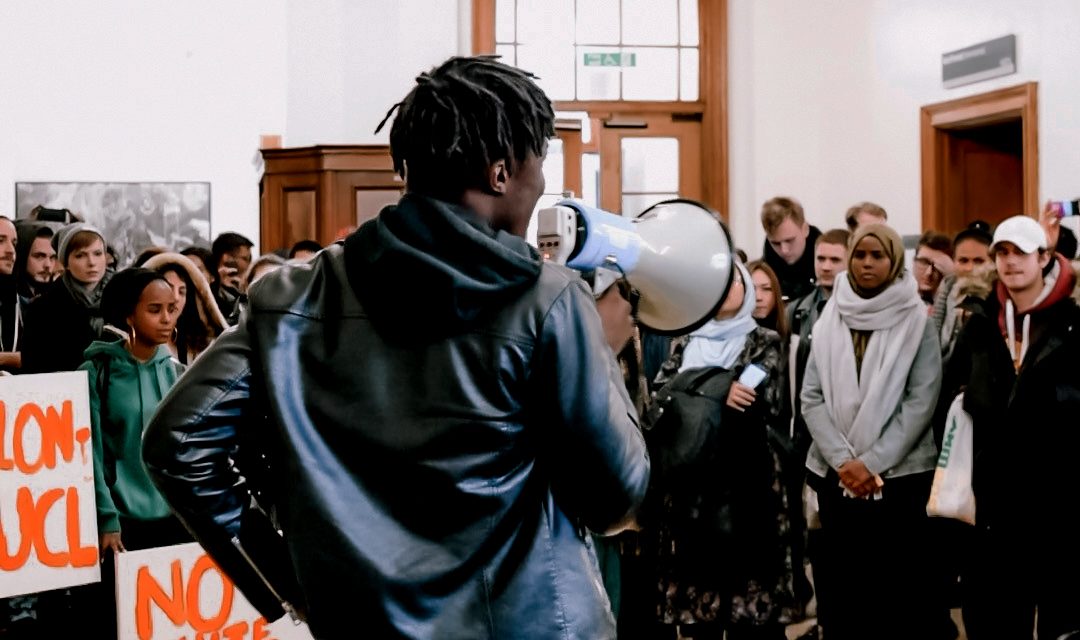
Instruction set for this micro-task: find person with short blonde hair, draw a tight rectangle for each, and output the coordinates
[844,202,888,232]
[760,196,821,302]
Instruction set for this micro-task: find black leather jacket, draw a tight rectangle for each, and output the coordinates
[143,195,650,639]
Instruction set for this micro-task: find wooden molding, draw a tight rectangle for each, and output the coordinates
[472,0,495,54]
[700,0,728,217]
[920,82,1038,231]
[553,100,706,115]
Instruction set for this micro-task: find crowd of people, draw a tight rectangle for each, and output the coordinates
[2,55,1077,640]
[614,196,1080,640]
[0,218,328,636]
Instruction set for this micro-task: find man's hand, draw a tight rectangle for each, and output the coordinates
[726,381,756,411]
[838,459,876,497]
[100,531,125,557]
[596,286,634,353]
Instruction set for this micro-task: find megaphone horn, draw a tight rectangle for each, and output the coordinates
[536,199,735,336]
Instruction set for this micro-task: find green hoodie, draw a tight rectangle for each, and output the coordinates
[78,339,182,533]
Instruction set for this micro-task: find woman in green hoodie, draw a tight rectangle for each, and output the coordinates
[79,267,190,554]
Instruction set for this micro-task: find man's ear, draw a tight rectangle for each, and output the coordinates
[487,160,509,195]
[801,221,810,238]
[1039,249,1053,270]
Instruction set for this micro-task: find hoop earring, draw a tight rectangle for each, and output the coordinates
[172,327,178,343]
[127,324,135,349]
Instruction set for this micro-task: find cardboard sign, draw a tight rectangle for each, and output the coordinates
[0,371,100,597]
[115,542,313,640]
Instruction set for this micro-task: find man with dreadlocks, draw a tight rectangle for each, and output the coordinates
[142,56,649,639]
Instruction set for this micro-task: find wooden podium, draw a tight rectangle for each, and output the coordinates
[259,145,403,251]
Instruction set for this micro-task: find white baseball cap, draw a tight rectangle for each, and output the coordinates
[991,215,1047,254]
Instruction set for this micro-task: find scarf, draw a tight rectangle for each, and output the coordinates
[846,223,906,371]
[61,270,112,336]
[811,270,926,482]
[679,262,759,371]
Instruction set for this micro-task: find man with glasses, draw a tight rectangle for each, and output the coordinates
[914,231,954,309]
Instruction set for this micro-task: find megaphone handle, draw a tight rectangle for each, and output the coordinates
[591,267,621,299]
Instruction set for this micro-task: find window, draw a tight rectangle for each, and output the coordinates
[494,0,699,102]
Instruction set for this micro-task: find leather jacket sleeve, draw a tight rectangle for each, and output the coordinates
[532,280,651,535]
[142,317,301,622]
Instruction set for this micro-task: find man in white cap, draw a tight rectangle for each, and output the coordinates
[938,214,1080,639]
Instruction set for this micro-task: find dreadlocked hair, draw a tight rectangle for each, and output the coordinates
[376,56,555,200]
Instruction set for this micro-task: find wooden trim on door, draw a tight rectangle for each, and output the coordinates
[553,100,706,115]
[555,127,584,198]
[700,0,729,218]
[920,82,1038,231]
[472,0,495,54]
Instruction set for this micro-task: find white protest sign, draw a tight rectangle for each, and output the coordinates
[115,542,313,640]
[0,371,100,597]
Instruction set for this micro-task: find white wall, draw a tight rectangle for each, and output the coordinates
[0,0,289,253]
[728,0,1080,258]
[284,0,462,146]
[0,0,463,255]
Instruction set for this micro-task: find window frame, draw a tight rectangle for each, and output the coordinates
[472,0,728,217]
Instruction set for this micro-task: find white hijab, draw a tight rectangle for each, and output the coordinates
[811,270,927,460]
[679,261,759,372]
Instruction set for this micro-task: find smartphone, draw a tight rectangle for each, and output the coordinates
[1053,200,1080,218]
[737,363,768,389]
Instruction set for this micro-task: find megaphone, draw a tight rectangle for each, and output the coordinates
[536,198,735,335]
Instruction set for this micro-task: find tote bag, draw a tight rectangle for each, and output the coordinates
[926,393,976,525]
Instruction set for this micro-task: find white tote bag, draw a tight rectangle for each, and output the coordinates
[926,393,976,525]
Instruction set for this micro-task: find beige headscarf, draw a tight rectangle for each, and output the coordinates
[847,223,905,299]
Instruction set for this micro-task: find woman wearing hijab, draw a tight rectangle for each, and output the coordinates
[800,224,949,640]
[644,261,803,640]
[22,223,113,373]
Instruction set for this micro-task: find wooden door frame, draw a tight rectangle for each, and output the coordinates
[471,0,728,217]
[920,82,1038,231]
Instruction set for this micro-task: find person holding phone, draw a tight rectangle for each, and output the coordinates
[800,224,949,640]
[645,261,803,640]
[208,232,252,324]
[1041,199,1079,260]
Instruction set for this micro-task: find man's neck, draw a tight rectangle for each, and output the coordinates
[1008,280,1045,312]
[819,285,832,300]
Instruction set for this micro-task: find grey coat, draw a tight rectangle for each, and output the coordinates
[801,321,942,479]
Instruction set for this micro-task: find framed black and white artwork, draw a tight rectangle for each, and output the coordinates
[15,181,211,268]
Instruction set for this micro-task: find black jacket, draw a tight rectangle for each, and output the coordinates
[786,286,828,456]
[939,288,1080,531]
[143,194,650,639]
[21,279,103,373]
[763,225,821,302]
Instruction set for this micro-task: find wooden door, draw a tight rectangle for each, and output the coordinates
[597,114,703,216]
[942,121,1023,232]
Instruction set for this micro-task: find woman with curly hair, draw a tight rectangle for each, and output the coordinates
[141,252,227,363]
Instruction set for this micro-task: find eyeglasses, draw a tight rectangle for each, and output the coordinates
[913,257,942,277]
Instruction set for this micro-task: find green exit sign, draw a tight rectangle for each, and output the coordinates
[583,52,636,67]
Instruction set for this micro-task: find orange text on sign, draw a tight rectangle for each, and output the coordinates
[0,486,97,570]
[0,400,92,473]
[136,554,275,640]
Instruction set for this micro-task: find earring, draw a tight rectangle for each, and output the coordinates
[127,324,135,349]
[172,327,178,343]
